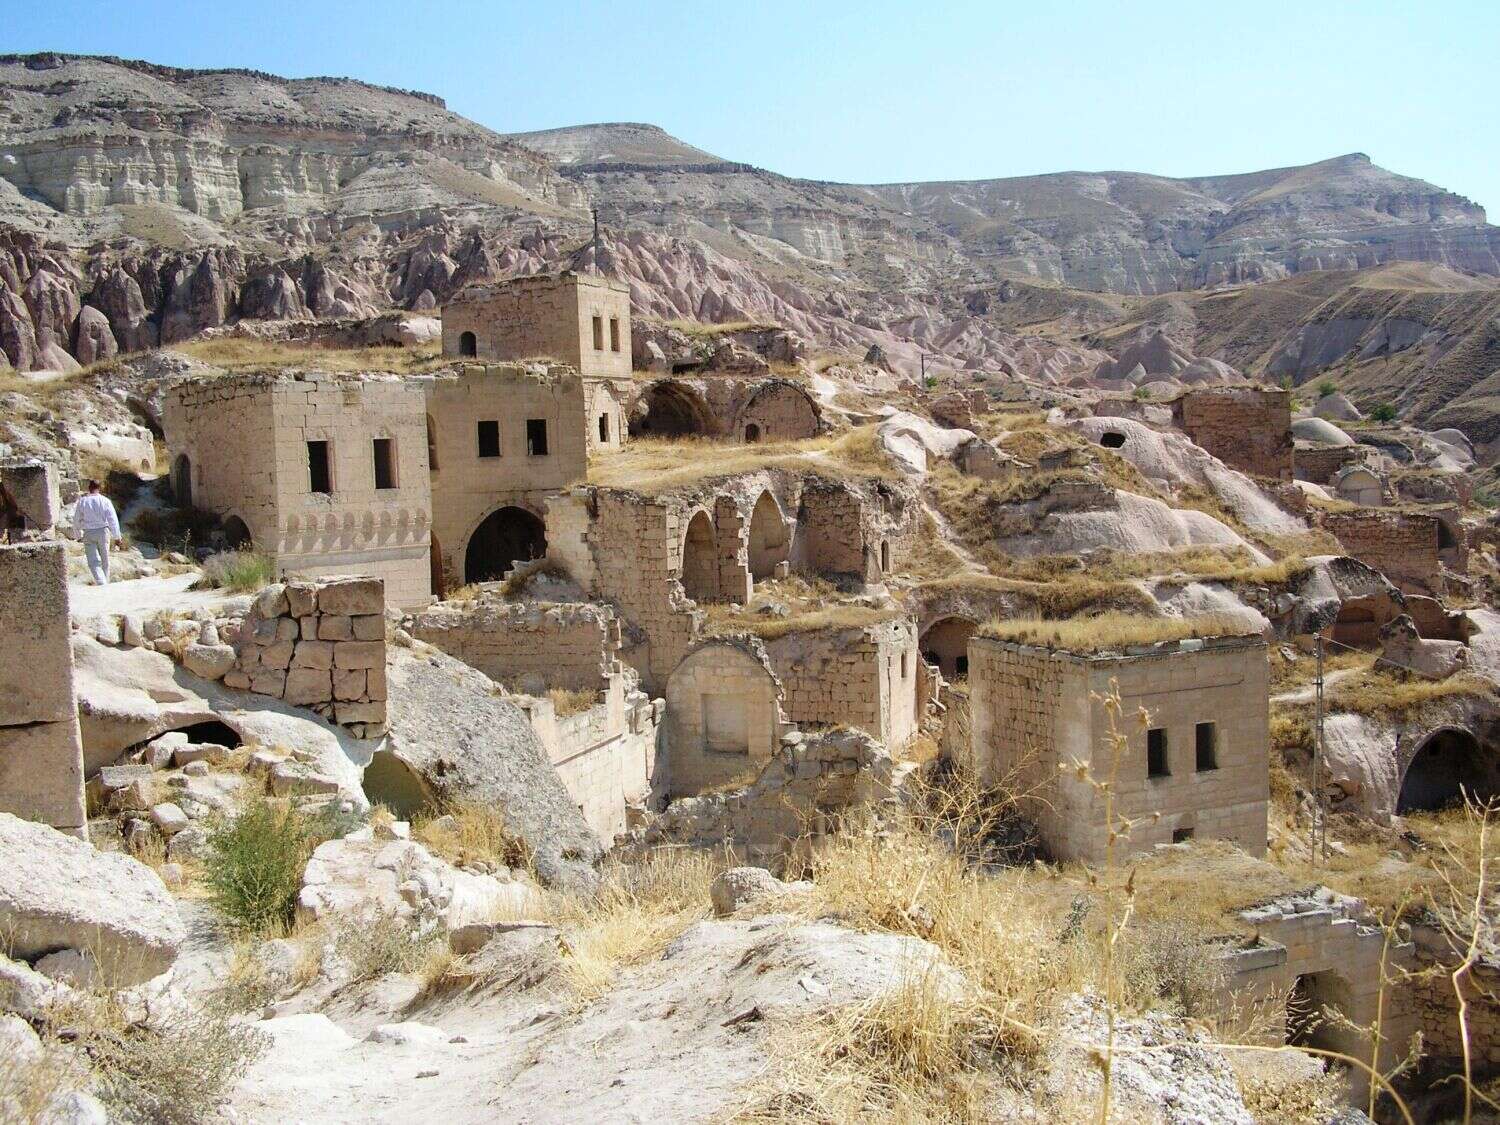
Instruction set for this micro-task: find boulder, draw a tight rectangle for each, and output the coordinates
[72,306,118,367]
[1291,417,1354,447]
[710,867,789,916]
[0,952,75,1019]
[0,813,184,985]
[875,410,977,476]
[1314,392,1362,422]
[182,641,236,680]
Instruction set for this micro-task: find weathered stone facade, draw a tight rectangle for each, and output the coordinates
[406,598,619,694]
[1406,925,1500,1075]
[1294,442,1367,486]
[664,637,787,797]
[224,576,388,737]
[1,459,60,533]
[163,373,433,608]
[1322,509,1447,595]
[968,634,1270,862]
[1172,387,1293,480]
[0,543,85,836]
[626,376,822,442]
[440,272,631,379]
[762,618,919,752]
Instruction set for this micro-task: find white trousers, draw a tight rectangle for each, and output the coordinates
[82,527,111,585]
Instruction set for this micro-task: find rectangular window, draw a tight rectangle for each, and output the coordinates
[477,420,500,458]
[526,419,549,456]
[592,315,604,351]
[1172,827,1195,844]
[900,652,909,679]
[609,317,621,352]
[1195,722,1218,771]
[1147,728,1169,778]
[598,413,610,443]
[703,694,748,754]
[372,438,396,490]
[307,440,332,495]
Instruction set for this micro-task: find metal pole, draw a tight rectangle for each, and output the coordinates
[1312,634,1325,864]
[920,353,928,384]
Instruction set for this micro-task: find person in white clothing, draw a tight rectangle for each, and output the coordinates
[75,480,123,585]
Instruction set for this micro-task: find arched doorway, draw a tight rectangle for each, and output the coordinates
[629,382,714,439]
[171,454,193,507]
[1287,971,1359,1057]
[1397,727,1496,813]
[747,491,789,580]
[458,331,477,358]
[920,616,977,679]
[681,510,718,602]
[744,423,761,443]
[464,506,546,584]
[429,535,446,600]
[222,516,252,550]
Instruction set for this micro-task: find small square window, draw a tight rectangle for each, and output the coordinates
[1147,728,1169,778]
[307,440,332,495]
[956,654,969,677]
[477,420,500,458]
[1196,722,1218,771]
[592,315,604,351]
[527,419,549,456]
[899,652,908,679]
[609,317,621,352]
[372,437,397,490]
[1172,827,1195,844]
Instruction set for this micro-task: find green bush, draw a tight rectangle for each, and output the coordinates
[203,799,317,934]
[199,550,276,593]
[1317,380,1338,398]
[1371,402,1398,423]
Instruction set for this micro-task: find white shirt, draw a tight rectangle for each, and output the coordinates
[75,493,121,537]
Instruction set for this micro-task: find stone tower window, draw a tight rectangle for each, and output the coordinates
[372,438,397,490]
[527,419,549,457]
[458,330,477,357]
[1195,722,1218,771]
[598,414,610,443]
[307,440,333,495]
[610,317,621,352]
[477,420,500,459]
[592,315,604,351]
[1147,727,1169,778]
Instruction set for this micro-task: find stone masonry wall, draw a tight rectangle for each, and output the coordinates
[441,272,632,379]
[1322,509,1442,595]
[1294,443,1366,486]
[225,576,388,737]
[1406,926,1500,1071]
[0,543,85,835]
[405,598,619,694]
[1173,387,1293,480]
[1,460,60,532]
[665,637,786,797]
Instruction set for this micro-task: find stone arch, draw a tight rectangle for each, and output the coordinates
[735,380,820,443]
[680,509,718,603]
[1287,970,1360,1057]
[628,381,715,439]
[463,505,546,585]
[747,491,790,580]
[458,331,477,358]
[171,453,193,507]
[665,638,784,796]
[222,515,252,550]
[920,616,978,679]
[1397,726,1497,813]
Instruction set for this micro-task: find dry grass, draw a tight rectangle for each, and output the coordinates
[411,799,531,871]
[547,686,600,717]
[979,612,1252,653]
[703,602,902,641]
[542,848,724,1002]
[174,337,449,374]
[920,571,1158,619]
[1314,667,1499,719]
[1095,841,1307,937]
[661,318,778,338]
[587,426,897,492]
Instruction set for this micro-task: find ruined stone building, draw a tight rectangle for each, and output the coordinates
[968,632,1270,862]
[628,375,822,443]
[441,272,631,379]
[1322,508,1466,596]
[163,373,435,608]
[1171,387,1293,480]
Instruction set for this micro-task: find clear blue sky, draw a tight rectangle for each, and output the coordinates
[8,0,1497,213]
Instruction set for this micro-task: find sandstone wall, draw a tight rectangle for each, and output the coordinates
[1322,510,1442,595]
[1406,926,1500,1071]
[1173,387,1293,480]
[1,460,60,531]
[736,380,821,442]
[1294,443,1365,485]
[664,638,786,797]
[225,576,388,737]
[0,543,85,835]
[969,635,1269,862]
[406,598,619,693]
[441,272,631,379]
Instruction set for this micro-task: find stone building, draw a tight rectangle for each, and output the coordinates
[440,272,631,379]
[1171,387,1293,480]
[664,636,788,797]
[163,373,434,609]
[967,632,1270,862]
[422,363,625,593]
[627,376,822,443]
[0,542,86,836]
[1322,509,1461,596]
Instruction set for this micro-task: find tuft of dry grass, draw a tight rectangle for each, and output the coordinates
[547,686,600,717]
[661,318,778,338]
[411,799,532,872]
[703,602,902,641]
[1321,667,1498,718]
[587,426,897,492]
[175,337,448,374]
[979,612,1253,653]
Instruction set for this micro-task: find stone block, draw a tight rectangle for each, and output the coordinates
[252,584,289,618]
[0,713,85,831]
[317,615,353,641]
[250,669,287,697]
[352,614,385,641]
[284,667,333,707]
[366,666,388,702]
[260,640,295,670]
[285,582,317,618]
[0,543,73,725]
[334,641,384,670]
[316,577,384,616]
[335,700,387,726]
[291,640,334,670]
[275,617,300,642]
[332,668,366,702]
[1,461,60,529]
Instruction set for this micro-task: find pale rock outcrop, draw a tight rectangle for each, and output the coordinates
[72,305,118,366]
[1291,416,1354,446]
[1314,392,1362,422]
[875,410,977,475]
[1151,581,1271,636]
[0,813,184,985]
[999,490,1266,561]
[0,951,75,1019]
[710,866,790,916]
[0,287,39,370]
[1380,614,1468,680]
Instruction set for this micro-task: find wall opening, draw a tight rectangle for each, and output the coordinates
[222,516,252,550]
[592,315,604,351]
[880,540,891,573]
[1147,728,1169,777]
[598,414,610,443]
[458,331,477,358]
[747,491,790,580]
[1438,521,1458,550]
[1195,722,1218,771]
[464,506,547,585]
[1397,727,1495,813]
[307,440,332,494]
[1287,972,1355,1056]
[681,511,719,603]
[1172,827,1195,843]
[919,616,977,680]
[744,423,761,443]
[426,415,439,472]
[372,438,397,490]
[609,317,621,353]
[477,420,500,459]
[526,419,549,457]
[363,749,434,819]
[159,720,244,749]
[430,535,446,601]
[171,454,193,507]
[1099,431,1127,449]
[629,382,713,439]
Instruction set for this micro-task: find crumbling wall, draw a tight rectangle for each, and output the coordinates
[441,272,632,379]
[1294,443,1365,485]
[735,380,821,442]
[1406,926,1500,1071]
[797,481,867,578]
[664,637,786,797]
[0,543,85,835]
[225,576,388,737]
[405,598,619,693]
[1172,387,1293,480]
[1323,510,1443,595]
[1,460,60,532]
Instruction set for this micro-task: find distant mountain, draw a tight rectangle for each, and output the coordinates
[501,123,727,169]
